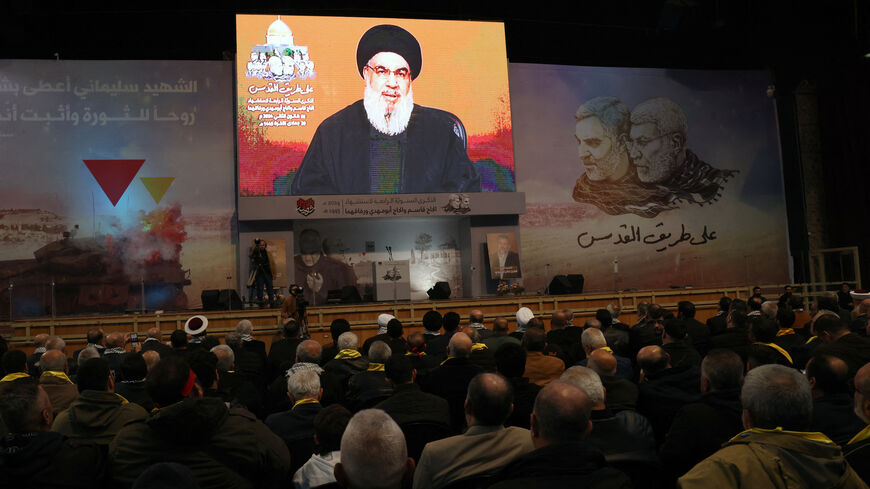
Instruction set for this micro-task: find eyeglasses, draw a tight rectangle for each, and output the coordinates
[365,64,411,81]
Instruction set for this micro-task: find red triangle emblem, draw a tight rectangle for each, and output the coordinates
[83,159,146,206]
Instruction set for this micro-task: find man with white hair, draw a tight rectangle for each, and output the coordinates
[266,368,323,474]
[334,409,415,489]
[628,97,736,208]
[291,24,479,195]
[578,328,633,380]
[346,341,394,410]
[679,364,867,488]
[324,332,370,388]
[559,366,657,487]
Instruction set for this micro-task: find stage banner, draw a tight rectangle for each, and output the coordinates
[0,60,235,315]
[486,232,521,280]
[512,64,790,293]
[236,15,514,197]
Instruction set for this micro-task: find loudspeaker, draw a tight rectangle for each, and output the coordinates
[549,274,584,295]
[201,289,243,310]
[427,282,451,300]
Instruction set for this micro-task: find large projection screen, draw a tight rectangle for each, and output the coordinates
[236,15,514,200]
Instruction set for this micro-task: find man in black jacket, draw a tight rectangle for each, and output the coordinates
[813,314,870,378]
[266,368,323,474]
[376,354,450,427]
[706,296,731,336]
[660,348,744,480]
[636,345,701,444]
[267,318,303,382]
[489,381,632,489]
[421,332,482,432]
[1,383,108,488]
[845,362,870,484]
[677,301,712,356]
[347,341,394,410]
[806,354,865,445]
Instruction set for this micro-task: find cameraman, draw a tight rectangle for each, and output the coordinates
[248,238,274,306]
[281,284,307,324]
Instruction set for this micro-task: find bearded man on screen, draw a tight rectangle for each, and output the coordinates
[291,24,480,195]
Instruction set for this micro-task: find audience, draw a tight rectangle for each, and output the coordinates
[334,409,414,489]
[521,328,565,386]
[52,357,147,443]
[376,354,450,427]
[109,355,291,488]
[493,341,541,429]
[421,332,482,432]
[414,373,534,489]
[679,364,866,488]
[293,404,351,489]
[489,380,633,489]
[8,298,870,489]
[0,383,107,488]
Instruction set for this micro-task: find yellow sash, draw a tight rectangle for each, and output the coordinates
[40,371,73,384]
[116,393,130,405]
[730,427,834,444]
[599,346,614,354]
[0,372,31,382]
[471,343,488,352]
[754,342,793,365]
[405,351,426,357]
[776,328,795,337]
[335,349,362,360]
[848,425,870,445]
[293,398,320,409]
[805,336,818,345]
[367,363,385,372]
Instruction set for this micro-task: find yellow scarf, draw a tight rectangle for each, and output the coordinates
[471,343,488,352]
[776,328,795,337]
[292,398,320,409]
[730,427,834,444]
[367,363,385,372]
[0,372,31,382]
[40,371,73,384]
[116,393,129,405]
[405,351,426,357]
[806,336,818,345]
[599,346,613,354]
[754,342,794,365]
[849,425,870,445]
[335,349,362,360]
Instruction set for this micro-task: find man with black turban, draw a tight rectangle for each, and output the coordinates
[293,228,358,306]
[290,24,480,195]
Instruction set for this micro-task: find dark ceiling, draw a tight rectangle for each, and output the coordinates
[1,1,867,74]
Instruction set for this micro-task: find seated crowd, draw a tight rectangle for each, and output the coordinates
[2,287,870,488]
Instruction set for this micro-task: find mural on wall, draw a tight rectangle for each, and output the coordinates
[512,64,790,293]
[0,60,236,316]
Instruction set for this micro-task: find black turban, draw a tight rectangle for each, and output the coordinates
[356,24,422,81]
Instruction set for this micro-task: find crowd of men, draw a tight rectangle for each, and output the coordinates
[2,285,870,489]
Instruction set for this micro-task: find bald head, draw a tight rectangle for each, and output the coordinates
[469,309,484,324]
[532,381,593,447]
[461,326,482,344]
[39,350,67,372]
[448,332,472,358]
[33,333,49,348]
[142,350,160,372]
[44,336,65,352]
[584,318,602,330]
[550,311,567,330]
[466,373,514,426]
[296,340,322,364]
[855,363,870,424]
[637,345,669,375]
[806,355,851,397]
[588,349,617,376]
[492,317,509,333]
[105,332,125,349]
[146,327,162,340]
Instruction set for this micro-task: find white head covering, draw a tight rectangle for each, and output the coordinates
[516,307,534,332]
[377,314,396,334]
[184,315,209,336]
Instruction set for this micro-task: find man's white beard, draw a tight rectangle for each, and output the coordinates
[364,85,414,136]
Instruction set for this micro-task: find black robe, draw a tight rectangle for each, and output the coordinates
[289,100,480,195]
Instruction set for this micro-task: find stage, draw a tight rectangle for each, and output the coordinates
[1,283,812,354]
